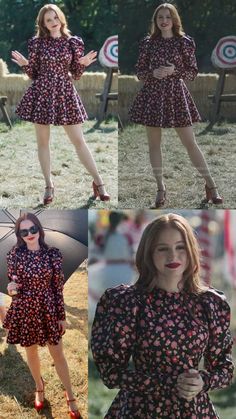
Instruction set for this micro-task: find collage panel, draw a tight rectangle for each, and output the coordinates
[118,1,236,209]
[88,209,236,419]
[0,209,88,418]
[0,2,117,209]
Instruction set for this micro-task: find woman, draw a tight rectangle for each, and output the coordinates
[91,213,234,418]
[12,3,110,205]
[3,213,82,418]
[129,3,222,207]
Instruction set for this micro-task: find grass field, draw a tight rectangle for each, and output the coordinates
[118,122,236,209]
[0,268,88,419]
[0,119,117,209]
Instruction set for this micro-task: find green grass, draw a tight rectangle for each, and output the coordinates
[118,122,236,209]
[0,119,118,209]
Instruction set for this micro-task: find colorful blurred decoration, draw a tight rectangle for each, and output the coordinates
[224,210,236,287]
[0,209,88,293]
[211,36,236,69]
[198,211,212,286]
[98,35,118,69]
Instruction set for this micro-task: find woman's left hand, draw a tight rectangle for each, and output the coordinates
[165,61,175,76]
[176,369,204,401]
[58,320,67,336]
[79,50,97,67]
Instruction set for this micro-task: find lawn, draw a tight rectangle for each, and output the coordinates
[0,267,88,419]
[118,122,236,209]
[0,119,117,209]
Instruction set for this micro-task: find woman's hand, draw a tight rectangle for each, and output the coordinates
[78,50,97,67]
[58,320,67,336]
[11,50,29,67]
[7,281,19,296]
[177,369,204,401]
[153,62,175,79]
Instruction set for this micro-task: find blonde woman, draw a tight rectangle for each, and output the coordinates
[92,213,234,418]
[129,3,222,207]
[12,3,110,205]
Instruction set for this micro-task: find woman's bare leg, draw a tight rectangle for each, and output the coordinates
[175,126,221,198]
[34,124,53,188]
[63,124,108,195]
[25,344,44,403]
[146,126,166,202]
[48,339,78,412]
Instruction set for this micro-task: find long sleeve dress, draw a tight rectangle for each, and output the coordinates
[91,284,234,418]
[129,35,201,128]
[3,246,65,347]
[16,35,88,125]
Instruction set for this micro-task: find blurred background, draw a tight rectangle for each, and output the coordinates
[88,209,236,419]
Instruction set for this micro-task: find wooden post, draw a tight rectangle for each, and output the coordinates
[0,96,12,129]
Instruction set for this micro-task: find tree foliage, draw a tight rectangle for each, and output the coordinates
[0,0,117,72]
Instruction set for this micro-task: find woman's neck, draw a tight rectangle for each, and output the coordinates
[26,243,40,252]
[152,276,183,293]
[161,30,174,39]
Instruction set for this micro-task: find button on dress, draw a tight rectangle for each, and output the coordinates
[3,246,65,347]
[16,35,88,125]
[91,284,234,418]
[129,35,201,127]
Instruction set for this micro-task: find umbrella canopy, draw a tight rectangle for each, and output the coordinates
[0,209,88,294]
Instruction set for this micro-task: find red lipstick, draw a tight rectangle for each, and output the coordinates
[165,262,181,269]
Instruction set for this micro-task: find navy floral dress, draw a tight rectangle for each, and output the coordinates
[16,35,88,125]
[91,284,234,418]
[129,35,201,127]
[3,246,65,347]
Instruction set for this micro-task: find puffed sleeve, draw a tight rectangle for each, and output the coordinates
[199,289,234,391]
[69,36,86,80]
[173,36,198,81]
[49,247,65,321]
[91,285,177,394]
[135,36,152,81]
[22,37,40,80]
[6,247,19,281]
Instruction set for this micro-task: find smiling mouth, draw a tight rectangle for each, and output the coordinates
[52,25,58,28]
[165,263,181,269]
[27,237,35,241]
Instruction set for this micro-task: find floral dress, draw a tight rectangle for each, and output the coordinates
[16,35,88,125]
[3,246,65,347]
[129,35,201,127]
[91,284,234,418]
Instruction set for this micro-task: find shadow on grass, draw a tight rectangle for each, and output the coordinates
[0,343,54,417]
[211,379,236,409]
[196,122,231,136]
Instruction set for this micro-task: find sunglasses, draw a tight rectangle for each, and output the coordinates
[19,225,39,237]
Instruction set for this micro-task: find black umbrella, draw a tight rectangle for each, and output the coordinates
[0,209,88,294]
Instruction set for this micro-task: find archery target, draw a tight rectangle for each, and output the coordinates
[98,35,118,68]
[211,36,236,68]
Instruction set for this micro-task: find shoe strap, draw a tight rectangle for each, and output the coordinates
[67,398,76,402]
[35,390,44,393]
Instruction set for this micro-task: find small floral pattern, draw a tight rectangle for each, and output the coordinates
[91,284,234,418]
[16,36,88,125]
[129,35,201,127]
[3,246,65,347]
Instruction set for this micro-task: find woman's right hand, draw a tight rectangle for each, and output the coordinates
[153,66,168,79]
[7,281,19,296]
[11,50,28,67]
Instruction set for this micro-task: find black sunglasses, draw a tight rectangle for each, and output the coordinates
[19,225,39,237]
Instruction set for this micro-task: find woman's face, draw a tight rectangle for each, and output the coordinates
[152,227,188,283]
[43,10,62,35]
[19,219,40,247]
[156,8,173,33]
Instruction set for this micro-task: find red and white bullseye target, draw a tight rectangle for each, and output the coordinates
[98,35,118,68]
[211,36,236,68]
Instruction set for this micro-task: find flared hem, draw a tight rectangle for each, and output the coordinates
[129,117,201,128]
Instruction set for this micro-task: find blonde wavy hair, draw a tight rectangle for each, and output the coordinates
[135,213,208,294]
[36,4,71,38]
[150,3,185,39]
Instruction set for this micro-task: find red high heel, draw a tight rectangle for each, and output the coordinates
[155,186,166,208]
[43,186,54,205]
[34,377,44,412]
[204,185,223,204]
[92,181,110,201]
[65,393,82,419]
